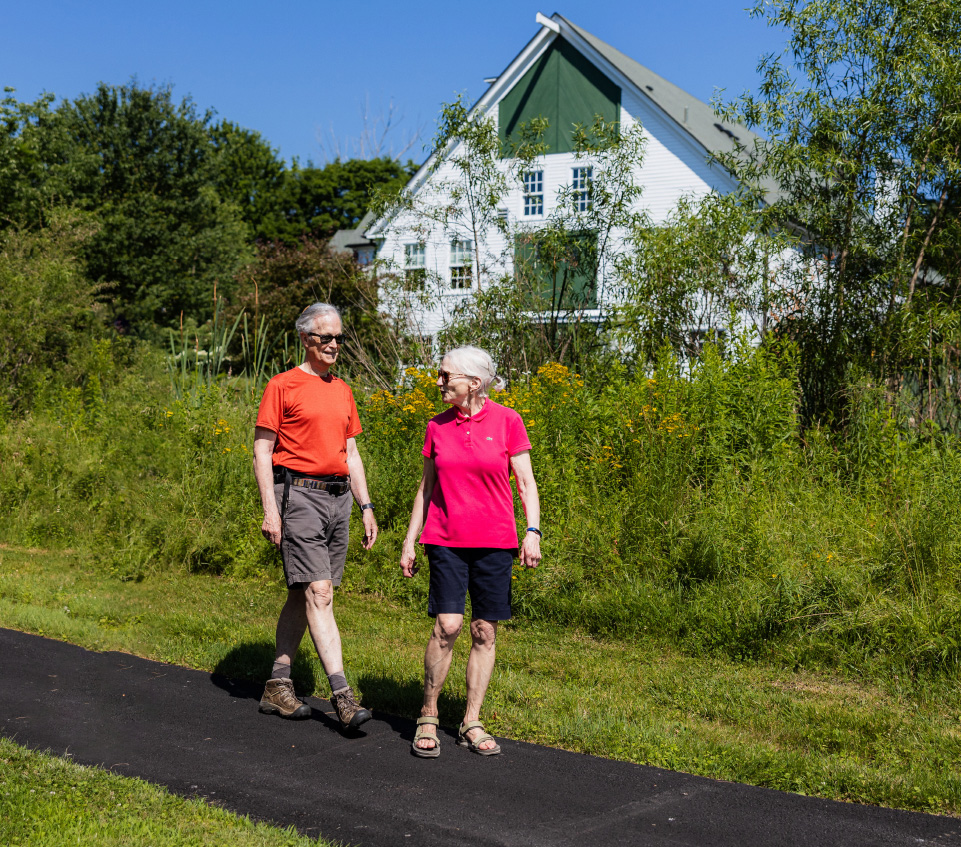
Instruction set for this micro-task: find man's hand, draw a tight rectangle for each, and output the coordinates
[400,538,420,577]
[262,510,282,549]
[361,508,378,550]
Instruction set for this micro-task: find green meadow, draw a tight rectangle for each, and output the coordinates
[1,339,960,818]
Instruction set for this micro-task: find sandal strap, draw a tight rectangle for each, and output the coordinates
[459,720,485,734]
[413,725,438,741]
[416,716,439,726]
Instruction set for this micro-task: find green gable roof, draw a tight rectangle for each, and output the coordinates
[498,35,620,156]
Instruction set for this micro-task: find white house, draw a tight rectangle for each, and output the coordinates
[340,12,764,344]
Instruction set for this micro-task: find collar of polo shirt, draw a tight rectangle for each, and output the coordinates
[454,401,491,425]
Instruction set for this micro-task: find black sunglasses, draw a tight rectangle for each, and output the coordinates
[306,332,346,345]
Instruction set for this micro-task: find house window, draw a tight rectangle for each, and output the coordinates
[523,171,544,216]
[404,242,426,289]
[572,167,593,212]
[449,240,472,289]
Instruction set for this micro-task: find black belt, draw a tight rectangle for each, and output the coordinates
[274,467,351,529]
[290,476,351,494]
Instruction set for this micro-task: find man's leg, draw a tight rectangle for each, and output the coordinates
[304,579,371,729]
[259,587,311,719]
[462,618,498,751]
[414,613,463,751]
[303,579,344,677]
[274,586,309,671]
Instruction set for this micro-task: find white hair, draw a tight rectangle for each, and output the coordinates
[296,302,341,334]
[443,346,507,397]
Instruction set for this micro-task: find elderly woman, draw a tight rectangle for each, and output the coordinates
[400,346,541,758]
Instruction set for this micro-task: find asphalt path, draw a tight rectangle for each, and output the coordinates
[1,627,958,847]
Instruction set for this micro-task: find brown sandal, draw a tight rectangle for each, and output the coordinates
[412,716,441,758]
[457,720,501,756]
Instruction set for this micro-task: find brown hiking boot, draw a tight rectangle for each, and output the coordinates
[259,678,311,719]
[329,686,372,729]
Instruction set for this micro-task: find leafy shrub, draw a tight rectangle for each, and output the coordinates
[3,337,961,681]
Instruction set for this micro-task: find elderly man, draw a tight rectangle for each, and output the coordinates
[253,302,377,730]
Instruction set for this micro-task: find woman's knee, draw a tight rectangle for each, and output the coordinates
[469,618,497,648]
[433,613,464,644]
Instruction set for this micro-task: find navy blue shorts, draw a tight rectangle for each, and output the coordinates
[424,545,516,621]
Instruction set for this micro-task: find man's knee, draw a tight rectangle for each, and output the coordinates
[304,580,334,610]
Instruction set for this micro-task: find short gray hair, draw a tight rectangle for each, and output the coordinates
[296,302,341,335]
[442,346,507,397]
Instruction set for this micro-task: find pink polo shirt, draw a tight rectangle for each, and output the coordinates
[419,400,532,549]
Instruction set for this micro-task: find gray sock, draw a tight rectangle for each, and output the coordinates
[327,671,348,694]
[271,661,291,680]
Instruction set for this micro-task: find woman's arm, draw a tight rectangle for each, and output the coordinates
[400,456,437,577]
[510,450,542,569]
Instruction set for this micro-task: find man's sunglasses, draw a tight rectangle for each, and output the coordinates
[305,332,346,345]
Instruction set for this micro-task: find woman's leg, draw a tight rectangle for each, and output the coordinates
[415,612,464,750]
[463,618,498,751]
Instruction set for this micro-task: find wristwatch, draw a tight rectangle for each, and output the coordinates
[361,503,375,511]
[526,527,541,537]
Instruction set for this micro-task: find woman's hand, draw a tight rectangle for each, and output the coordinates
[400,538,420,577]
[520,530,541,568]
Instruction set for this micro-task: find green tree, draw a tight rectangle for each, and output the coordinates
[0,212,103,413]
[0,83,251,332]
[230,237,390,382]
[716,0,961,422]
[209,120,288,242]
[277,157,415,243]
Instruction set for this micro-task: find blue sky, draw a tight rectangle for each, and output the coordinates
[2,2,788,166]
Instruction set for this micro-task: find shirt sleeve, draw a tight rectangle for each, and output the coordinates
[346,386,363,438]
[255,376,284,433]
[507,410,532,456]
[422,421,435,459]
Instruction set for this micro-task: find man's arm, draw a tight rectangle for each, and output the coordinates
[253,426,281,549]
[346,436,378,550]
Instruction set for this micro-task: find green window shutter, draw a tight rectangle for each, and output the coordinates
[498,38,620,156]
[514,231,598,309]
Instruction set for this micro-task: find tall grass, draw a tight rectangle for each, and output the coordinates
[2,337,960,682]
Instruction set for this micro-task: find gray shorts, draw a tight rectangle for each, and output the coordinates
[274,482,353,587]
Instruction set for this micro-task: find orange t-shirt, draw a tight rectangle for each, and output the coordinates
[255,367,362,476]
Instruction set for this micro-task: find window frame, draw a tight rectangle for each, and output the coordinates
[572,166,593,212]
[403,242,427,289]
[449,239,473,290]
[523,170,545,217]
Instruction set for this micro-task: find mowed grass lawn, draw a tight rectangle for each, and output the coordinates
[1,544,960,822]
[0,737,333,847]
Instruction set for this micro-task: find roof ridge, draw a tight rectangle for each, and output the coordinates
[552,13,761,159]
